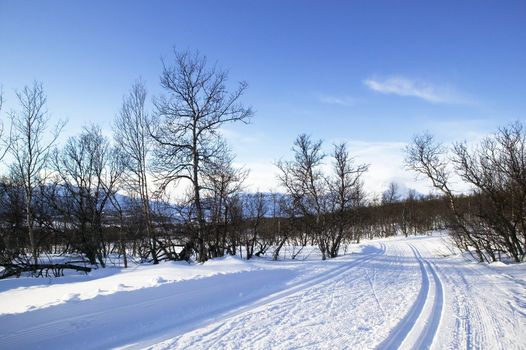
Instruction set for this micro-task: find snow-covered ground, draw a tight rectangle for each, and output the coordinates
[1,235,525,349]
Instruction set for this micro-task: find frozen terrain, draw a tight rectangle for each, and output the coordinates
[1,234,525,349]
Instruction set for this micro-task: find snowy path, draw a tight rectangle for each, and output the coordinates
[377,243,444,350]
[1,236,525,349]
[418,238,526,350]
[146,241,421,350]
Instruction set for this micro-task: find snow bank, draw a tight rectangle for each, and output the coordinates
[0,255,259,315]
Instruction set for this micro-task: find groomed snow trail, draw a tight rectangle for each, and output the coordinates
[417,237,526,350]
[145,237,525,350]
[1,235,525,350]
[143,241,425,350]
[376,243,444,350]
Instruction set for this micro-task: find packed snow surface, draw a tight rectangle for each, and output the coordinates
[1,234,525,349]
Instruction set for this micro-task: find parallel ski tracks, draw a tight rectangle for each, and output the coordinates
[376,243,444,350]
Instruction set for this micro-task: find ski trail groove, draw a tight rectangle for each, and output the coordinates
[412,246,444,349]
[376,242,444,350]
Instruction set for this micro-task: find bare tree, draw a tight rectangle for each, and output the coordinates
[382,182,401,204]
[400,189,419,237]
[406,131,493,262]
[52,125,123,266]
[114,80,159,263]
[277,134,330,259]
[405,133,461,212]
[327,142,368,257]
[451,123,526,261]
[202,145,247,259]
[271,195,297,261]
[0,87,8,161]
[377,182,401,236]
[243,192,267,259]
[8,82,64,266]
[151,49,253,262]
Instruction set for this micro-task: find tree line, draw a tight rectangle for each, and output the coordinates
[406,124,526,262]
[0,49,524,278]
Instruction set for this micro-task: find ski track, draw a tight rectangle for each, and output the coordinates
[417,238,526,350]
[376,242,444,350]
[411,244,444,350]
[138,242,389,349]
[146,241,420,350]
[2,236,525,350]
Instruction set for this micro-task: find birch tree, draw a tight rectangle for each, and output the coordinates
[8,82,64,266]
[114,80,159,263]
[151,49,253,262]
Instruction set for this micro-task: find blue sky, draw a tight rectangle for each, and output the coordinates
[1,0,525,195]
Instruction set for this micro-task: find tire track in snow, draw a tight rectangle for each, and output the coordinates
[376,243,444,350]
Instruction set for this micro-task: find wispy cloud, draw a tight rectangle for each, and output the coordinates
[220,127,262,144]
[363,75,472,105]
[317,94,358,106]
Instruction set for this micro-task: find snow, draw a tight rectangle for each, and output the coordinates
[1,235,525,350]
[0,255,259,315]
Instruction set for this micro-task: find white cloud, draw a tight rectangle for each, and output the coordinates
[363,75,472,105]
[232,138,477,199]
[317,94,358,106]
[233,160,280,193]
[345,139,475,197]
[422,118,496,143]
[236,141,435,197]
[219,127,262,144]
[344,140,428,197]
